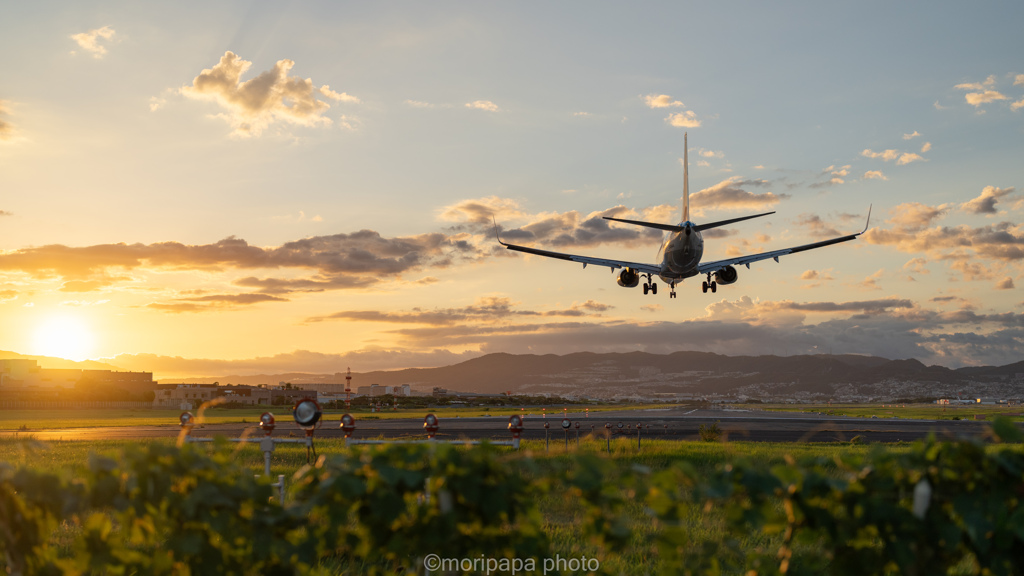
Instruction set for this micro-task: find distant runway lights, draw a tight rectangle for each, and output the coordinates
[423,413,439,438]
[259,412,276,435]
[340,413,356,438]
[179,411,195,430]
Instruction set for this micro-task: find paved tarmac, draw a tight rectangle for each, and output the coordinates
[2,407,999,444]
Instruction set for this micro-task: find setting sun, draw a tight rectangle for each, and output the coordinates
[32,315,96,361]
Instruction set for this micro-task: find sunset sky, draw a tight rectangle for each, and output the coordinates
[2,2,1023,378]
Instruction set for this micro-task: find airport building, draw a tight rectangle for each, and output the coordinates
[0,359,155,394]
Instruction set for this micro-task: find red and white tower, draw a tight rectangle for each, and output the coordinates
[345,367,352,410]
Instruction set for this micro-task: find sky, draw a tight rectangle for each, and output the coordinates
[1,1,1023,378]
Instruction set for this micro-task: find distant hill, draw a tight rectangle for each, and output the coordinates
[0,350,125,371]
[163,351,1024,402]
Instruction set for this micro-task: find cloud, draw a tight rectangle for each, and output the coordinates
[572,111,592,117]
[861,148,927,165]
[996,277,1015,290]
[698,149,724,158]
[1012,99,1024,111]
[70,26,115,58]
[643,94,684,108]
[920,142,932,153]
[0,101,17,142]
[466,100,499,112]
[689,177,786,214]
[887,202,950,231]
[665,111,700,128]
[903,131,920,140]
[0,230,480,296]
[954,76,995,91]
[318,85,359,103]
[795,214,842,238]
[863,170,887,180]
[147,292,288,313]
[304,296,611,325]
[964,91,1008,107]
[1016,75,1024,87]
[858,269,885,291]
[0,210,11,217]
[961,186,1016,215]
[180,51,356,137]
[405,100,435,108]
[438,196,527,225]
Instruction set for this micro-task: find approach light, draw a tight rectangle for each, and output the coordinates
[424,413,439,438]
[179,411,194,428]
[561,418,571,430]
[259,412,276,435]
[508,415,524,438]
[340,413,356,438]
[293,398,322,429]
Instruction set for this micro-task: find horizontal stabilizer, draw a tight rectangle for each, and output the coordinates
[694,211,775,232]
[602,216,683,232]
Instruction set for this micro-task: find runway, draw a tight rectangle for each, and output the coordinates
[3,407,999,444]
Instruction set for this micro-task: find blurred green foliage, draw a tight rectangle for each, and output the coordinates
[1,419,1023,575]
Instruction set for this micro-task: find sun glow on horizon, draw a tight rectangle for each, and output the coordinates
[31,315,97,362]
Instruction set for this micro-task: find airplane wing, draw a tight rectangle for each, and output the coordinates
[697,206,872,275]
[495,226,663,275]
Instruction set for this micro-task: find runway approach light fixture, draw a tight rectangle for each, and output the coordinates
[259,412,276,435]
[424,413,439,438]
[340,413,356,438]
[293,398,322,430]
[508,415,524,438]
[561,418,571,430]
[179,411,195,429]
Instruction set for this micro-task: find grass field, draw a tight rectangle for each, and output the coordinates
[748,402,1024,421]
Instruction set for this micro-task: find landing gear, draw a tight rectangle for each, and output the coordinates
[642,274,657,295]
[669,282,677,298]
[702,274,717,294]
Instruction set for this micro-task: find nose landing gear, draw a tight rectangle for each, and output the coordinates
[669,282,677,298]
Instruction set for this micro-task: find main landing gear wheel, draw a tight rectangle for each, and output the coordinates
[651,283,657,295]
[702,281,708,293]
[670,282,677,298]
[643,283,649,295]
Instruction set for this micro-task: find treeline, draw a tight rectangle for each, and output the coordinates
[3,422,1024,574]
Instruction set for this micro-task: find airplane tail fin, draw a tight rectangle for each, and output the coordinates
[683,132,690,223]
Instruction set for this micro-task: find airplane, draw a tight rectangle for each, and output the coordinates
[495,133,871,298]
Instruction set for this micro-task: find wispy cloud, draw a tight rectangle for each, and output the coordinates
[665,111,700,128]
[863,170,887,180]
[465,100,499,112]
[643,94,684,108]
[902,131,921,140]
[180,51,357,137]
[861,148,926,165]
[0,101,17,142]
[70,26,115,58]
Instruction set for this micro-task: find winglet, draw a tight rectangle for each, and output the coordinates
[492,216,509,246]
[859,204,872,235]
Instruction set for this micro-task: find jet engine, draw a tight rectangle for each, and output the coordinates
[617,268,640,288]
[713,265,739,285]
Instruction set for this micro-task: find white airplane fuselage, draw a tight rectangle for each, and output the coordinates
[657,224,704,283]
